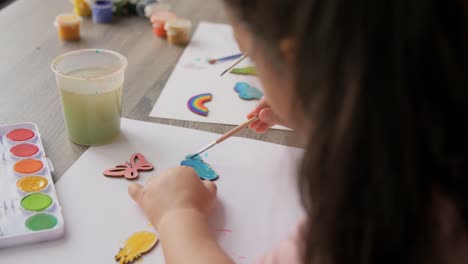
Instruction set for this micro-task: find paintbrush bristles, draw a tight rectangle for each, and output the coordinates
[190,141,217,158]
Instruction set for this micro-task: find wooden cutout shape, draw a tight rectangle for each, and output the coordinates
[187,93,212,116]
[115,231,158,264]
[233,82,263,100]
[103,153,154,180]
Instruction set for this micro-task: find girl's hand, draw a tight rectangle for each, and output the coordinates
[128,166,217,229]
[129,168,233,264]
[247,98,283,134]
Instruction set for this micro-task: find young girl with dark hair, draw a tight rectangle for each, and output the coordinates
[128,1,468,263]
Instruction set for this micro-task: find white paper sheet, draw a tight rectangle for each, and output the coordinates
[0,118,303,263]
[150,22,287,130]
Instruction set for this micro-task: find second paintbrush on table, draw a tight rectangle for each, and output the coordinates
[188,116,259,157]
[220,54,247,76]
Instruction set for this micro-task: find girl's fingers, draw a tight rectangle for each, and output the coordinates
[249,120,263,130]
[247,99,269,119]
[128,183,145,204]
[247,98,281,133]
[255,122,274,134]
[203,180,217,196]
[259,108,279,124]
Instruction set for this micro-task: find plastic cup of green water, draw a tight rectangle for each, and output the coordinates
[51,49,127,146]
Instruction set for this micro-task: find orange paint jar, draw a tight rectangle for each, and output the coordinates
[150,11,176,38]
[54,13,82,41]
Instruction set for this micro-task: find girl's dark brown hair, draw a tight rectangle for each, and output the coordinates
[224,0,468,263]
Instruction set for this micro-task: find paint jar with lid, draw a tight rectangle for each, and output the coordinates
[136,0,157,17]
[92,0,113,23]
[54,13,82,42]
[150,11,176,38]
[72,0,91,17]
[144,2,171,18]
[165,18,192,45]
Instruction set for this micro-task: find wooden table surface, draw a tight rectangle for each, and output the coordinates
[0,0,295,181]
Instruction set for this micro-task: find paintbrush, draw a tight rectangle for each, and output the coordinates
[220,54,247,76]
[208,53,243,64]
[189,116,259,157]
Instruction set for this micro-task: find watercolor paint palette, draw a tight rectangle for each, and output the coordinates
[0,123,64,248]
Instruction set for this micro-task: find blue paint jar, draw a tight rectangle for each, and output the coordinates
[92,0,113,23]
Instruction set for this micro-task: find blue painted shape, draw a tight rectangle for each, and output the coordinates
[234,82,263,100]
[181,155,218,181]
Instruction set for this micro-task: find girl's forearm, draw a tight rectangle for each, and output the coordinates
[156,208,234,264]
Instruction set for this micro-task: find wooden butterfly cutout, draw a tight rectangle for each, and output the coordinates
[103,153,154,180]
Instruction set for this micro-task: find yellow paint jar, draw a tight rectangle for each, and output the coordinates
[164,18,192,45]
[17,176,49,193]
[54,13,82,42]
[73,0,92,17]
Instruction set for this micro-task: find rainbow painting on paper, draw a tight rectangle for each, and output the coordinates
[187,93,213,116]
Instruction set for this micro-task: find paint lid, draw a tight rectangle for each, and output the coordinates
[55,13,82,26]
[92,0,113,9]
[150,11,176,24]
[144,3,171,17]
[165,18,192,32]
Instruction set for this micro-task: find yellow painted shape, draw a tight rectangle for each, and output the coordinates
[115,231,158,264]
[17,176,48,192]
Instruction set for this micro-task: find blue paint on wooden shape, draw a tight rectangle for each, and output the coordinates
[181,155,218,181]
[234,82,263,100]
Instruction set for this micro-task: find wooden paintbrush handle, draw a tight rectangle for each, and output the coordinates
[220,54,247,76]
[216,116,259,144]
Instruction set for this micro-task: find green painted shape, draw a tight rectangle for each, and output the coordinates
[230,66,257,75]
[21,193,53,212]
[25,213,58,231]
